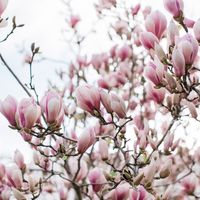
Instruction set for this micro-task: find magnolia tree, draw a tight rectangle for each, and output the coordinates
[1,0,200,199]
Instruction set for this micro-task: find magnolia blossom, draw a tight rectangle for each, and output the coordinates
[77,128,96,153]
[40,90,64,126]
[88,167,106,193]
[139,31,159,50]
[163,0,184,17]
[0,95,17,126]
[145,10,167,40]
[110,93,126,118]
[146,84,165,104]
[177,34,198,65]
[172,48,185,77]
[144,58,164,85]
[0,0,8,16]
[6,166,23,189]
[16,97,41,129]
[76,84,100,115]
[14,150,25,170]
[193,18,200,41]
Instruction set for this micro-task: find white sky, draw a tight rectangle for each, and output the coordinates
[0,0,200,162]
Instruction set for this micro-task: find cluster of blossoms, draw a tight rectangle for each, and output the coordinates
[1,0,200,199]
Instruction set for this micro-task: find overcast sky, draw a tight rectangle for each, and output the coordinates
[1,0,200,162]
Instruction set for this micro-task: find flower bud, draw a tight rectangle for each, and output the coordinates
[146,84,165,104]
[139,31,159,50]
[12,188,26,200]
[6,166,23,189]
[131,4,140,16]
[112,183,130,200]
[193,18,200,41]
[145,10,167,40]
[76,84,100,115]
[99,138,109,160]
[167,20,179,45]
[131,186,147,200]
[14,150,25,170]
[40,90,64,126]
[172,48,185,77]
[0,0,8,16]
[88,167,106,193]
[16,97,41,129]
[69,15,80,28]
[0,95,17,126]
[110,93,126,118]
[163,0,183,17]
[100,90,112,113]
[77,128,96,153]
[0,163,5,180]
[177,34,198,65]
[116,44,132,61]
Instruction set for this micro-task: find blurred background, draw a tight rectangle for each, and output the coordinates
[0,0,200,162]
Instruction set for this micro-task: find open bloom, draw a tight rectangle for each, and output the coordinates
[76,84,100,115]
[145,10,167,40]
[40,90,64,126]
[0,95,17,126]
[163,0,183,17]
[16,97,41,129]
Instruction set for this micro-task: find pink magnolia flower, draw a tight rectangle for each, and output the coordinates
[139,31,159,50]
[0,95,17,126]
[110,93,126,118]
[111,183,130,200]
[76,84,100,115]
[177,34,199,65]
[193,18,200,41]
[131,4,140,16]
[144,59,164,85]
[88,167,106,193]
[167,20,179,45]
[183,18,195,28]
[6,166,23,189]
[77,128,96,153]
[116,44,132,61]
[145,10,167,40]
[12,188,27,200]
[14,150,26,170]
[0,163,5,180]
[172,48,185,77]
[163,0,184,17]
[130,186,147,200]
[16,97,41,129]
[100,90,112,113]
[40,90,64,126]
[69,15,80,28]
[146,84,165,104]
[99,138,109,160]
[181,176,196,194]
[0,0,8,16]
